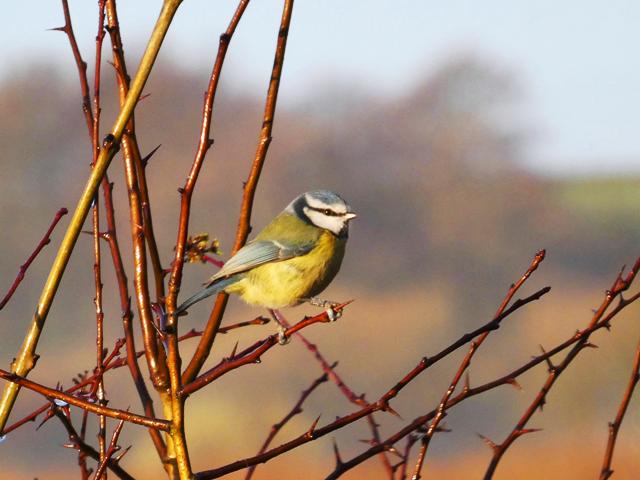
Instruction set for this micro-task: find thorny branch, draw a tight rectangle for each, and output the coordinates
[193,286,550,479]
[57,0,167,461]
[178,0,252,385]
[93,419,128,480]
[411,250,546,479]
[2,318,265,437]
[273,310,394,476]
[244,368,331,480]
[0,0,183,435]
[52,405,134,480]
[183,0,295,385]
[599,335,640,479]
[0,208,68,311]
[90,1,108,473]
[182,302,351,397]
[483,257,640,479]
[323,260,640,479]
[0,368,170,431]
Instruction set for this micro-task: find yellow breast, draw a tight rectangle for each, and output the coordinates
[225,231,346,308]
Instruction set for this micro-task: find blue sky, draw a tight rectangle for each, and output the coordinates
[3,0,640,175]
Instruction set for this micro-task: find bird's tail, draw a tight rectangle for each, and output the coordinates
[175,276,239,315]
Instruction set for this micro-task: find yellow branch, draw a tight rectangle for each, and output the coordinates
[0,0,183,434]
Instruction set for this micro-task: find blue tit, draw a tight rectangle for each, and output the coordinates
[176,190,356,316]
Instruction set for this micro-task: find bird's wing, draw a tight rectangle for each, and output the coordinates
[204,239,314,285]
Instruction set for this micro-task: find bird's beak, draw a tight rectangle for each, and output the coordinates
[344,212,357,221]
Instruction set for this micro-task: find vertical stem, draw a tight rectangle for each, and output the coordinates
[182,0,295,385]
[101,177,168,462]
[105,0,166,303]
[93,1,108,474]
[121,124,170,392]
[599,336,640,479]
[104,0,169,464]
[0,0,183,437]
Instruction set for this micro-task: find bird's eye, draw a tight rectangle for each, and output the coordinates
[323,209,332,216]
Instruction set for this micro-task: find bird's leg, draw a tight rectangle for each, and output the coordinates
[268,309,290,345]
[302,297,342,322]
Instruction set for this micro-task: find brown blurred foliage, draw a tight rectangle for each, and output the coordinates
[1,56,640,478]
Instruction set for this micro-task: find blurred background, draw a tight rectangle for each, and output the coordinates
[1,1,640,478]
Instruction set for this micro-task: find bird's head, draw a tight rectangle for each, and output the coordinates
[287,190,356,238]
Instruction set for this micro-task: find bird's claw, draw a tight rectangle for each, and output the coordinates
[277,324,290,345]
[326,306,341,322]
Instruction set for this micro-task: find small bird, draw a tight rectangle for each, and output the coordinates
[176,190,356,319]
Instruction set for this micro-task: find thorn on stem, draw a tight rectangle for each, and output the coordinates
[514,427,542,437]
[306,414,321,438]
[332,438,343,466]
[505,377,522,391]
[141,144,161,168]
[539,345,556,373]
[477,433,498,452]
[538,396,547,411]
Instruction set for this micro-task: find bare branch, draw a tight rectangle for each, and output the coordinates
[182,302,351,397]
[0,208,68,311]
[183,0,295,383]
[599,335,640,480]
[483,257,640,479]
[52,406,134,480]
[412,251,546,478]
[245,369,330,479]
[0,369,170,431]
[94,419,127,480]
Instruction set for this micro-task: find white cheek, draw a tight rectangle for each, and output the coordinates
[304,209,344,235]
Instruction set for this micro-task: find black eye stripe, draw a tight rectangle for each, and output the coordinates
[308,206,342,217]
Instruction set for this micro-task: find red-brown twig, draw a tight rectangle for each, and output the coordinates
[57,0,167,460]
[118,68,169,393]
[411,250,546,479]
[91,3,108,473]
[52,0,93,133]
[102,176,167,458]
[244,368,331,480]
[272,309,394,477]
[167,0,251,320]
[599,335,640,479]
[220,316,270,334]
[52,405,134,480]
[2,319,261,437]
[158,3,254,471]
[105,0,166,304]
[483,257,640,479]
[0,369,170,431]
[174,0,251,384]
[182,302,351,397]
[183,0,295,384]
[94,419,128,480]
[398,435,420,480]
[192,287,549,479]
[0,207,68,311]
[4,340,126,435]
[325,289,640,478]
